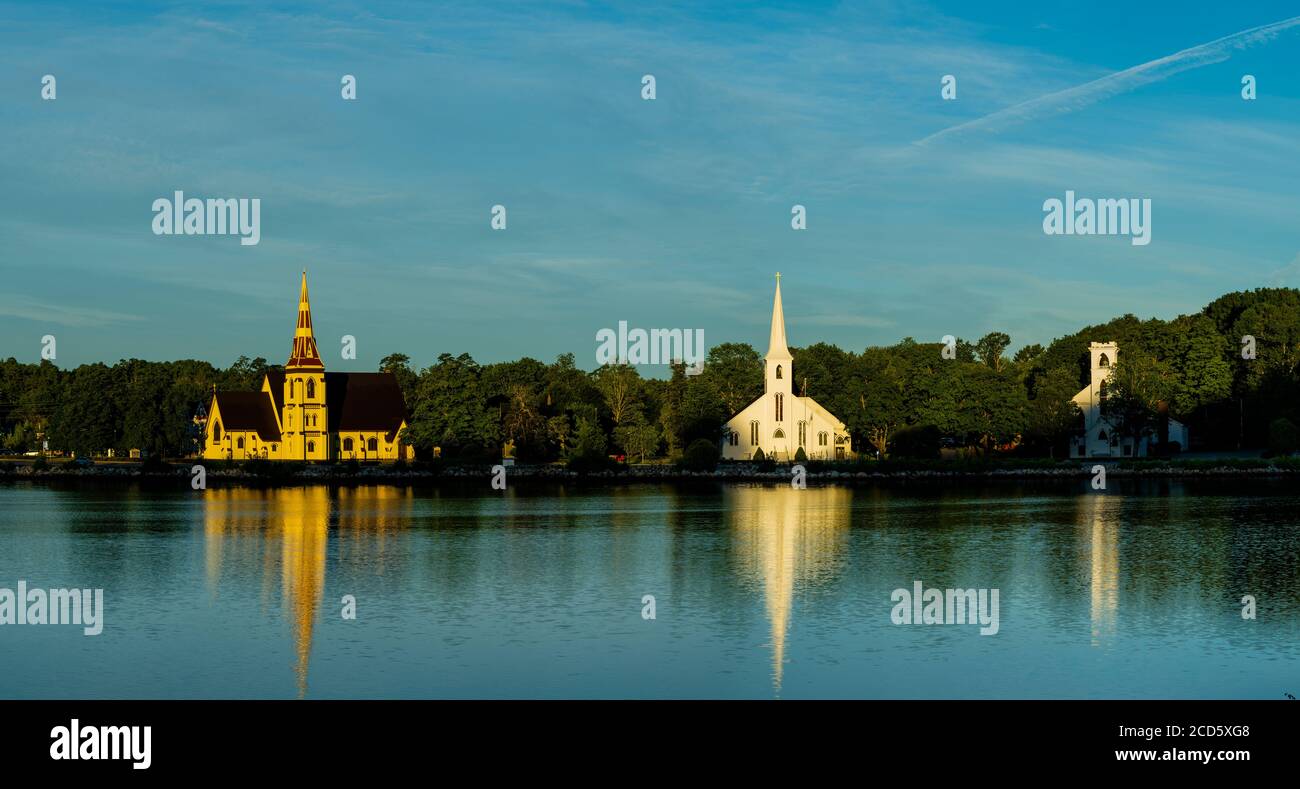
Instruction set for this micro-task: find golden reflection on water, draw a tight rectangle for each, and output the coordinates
[203,486,412,697]
[1080,494,1121,646]
[728,485,852,693]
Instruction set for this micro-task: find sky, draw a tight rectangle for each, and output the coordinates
[1,1,1299,373]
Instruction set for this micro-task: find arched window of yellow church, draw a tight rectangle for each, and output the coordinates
[307,441,315,453]
[307,378,315,399]
[367,437,378,452]
[343,438,353,452]
[237,437,244,449]
[213,421,222,442]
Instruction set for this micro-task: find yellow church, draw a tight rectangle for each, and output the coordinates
[202,273,413,462]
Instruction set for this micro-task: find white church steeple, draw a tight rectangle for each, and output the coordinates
[765,273,792,395]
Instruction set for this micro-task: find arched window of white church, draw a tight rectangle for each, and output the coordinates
[819,431,828,446]
[307,378,316,399]
[729,432,738,446]
[1097,430,1107,442]
[798,421,806,446]
[1099,353,1110,368]
[750,421,759,445]
[775,393,783,421]
[773,429,785,439]
[776,365,783,379]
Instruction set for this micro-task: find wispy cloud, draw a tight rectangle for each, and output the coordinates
[0,295,145,328]
[917,14,1300,145]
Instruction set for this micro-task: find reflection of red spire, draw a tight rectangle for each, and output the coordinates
[287,271,324,369]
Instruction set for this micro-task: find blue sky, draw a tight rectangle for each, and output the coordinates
[2,1,1299,372]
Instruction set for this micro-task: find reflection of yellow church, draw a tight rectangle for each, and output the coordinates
[203,485,413,697]
[202,273,412,462]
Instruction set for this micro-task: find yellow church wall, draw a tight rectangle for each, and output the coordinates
[335,427,406,461]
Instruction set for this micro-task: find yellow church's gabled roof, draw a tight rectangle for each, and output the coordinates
[210,390,281,441]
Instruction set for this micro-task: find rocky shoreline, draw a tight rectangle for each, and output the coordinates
[2,458,1297,485]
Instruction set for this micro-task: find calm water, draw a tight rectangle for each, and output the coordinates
[1,479,1298,699]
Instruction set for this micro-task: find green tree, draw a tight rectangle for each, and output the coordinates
[975,332,1011,372]
[699,343,762,416]
[569,416,608,468]
[593,364,644,427]
[615,419,661,462]
[379,353,418,415]
[1102,353,1174,446]
[406,353,499,459]
[1025,366,1082,457]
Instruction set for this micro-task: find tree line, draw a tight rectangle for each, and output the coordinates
[3,287,1300,461]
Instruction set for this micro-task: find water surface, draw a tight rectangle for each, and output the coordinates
[1,479,1297,699]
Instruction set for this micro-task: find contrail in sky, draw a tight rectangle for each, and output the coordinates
[916,14,1300,145]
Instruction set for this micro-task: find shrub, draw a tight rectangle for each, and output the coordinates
[752,447,766,461]
[794,446,808,462]
[891,424,942,459]
[1269,418,1299,457]
[679,438,720,472]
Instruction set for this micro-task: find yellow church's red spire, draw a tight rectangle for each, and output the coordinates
[287,270,323,369]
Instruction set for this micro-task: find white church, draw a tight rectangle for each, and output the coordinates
[1071,341,1188,458]
[721,276,855,462]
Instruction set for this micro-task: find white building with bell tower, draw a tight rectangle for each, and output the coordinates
[1070,341,1188,458]
[720,274,854,462]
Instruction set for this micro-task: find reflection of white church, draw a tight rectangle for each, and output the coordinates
[721,276,854,462]
[1071,341,1188,458]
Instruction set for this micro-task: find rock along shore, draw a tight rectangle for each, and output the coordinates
[2,458,1298,486]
